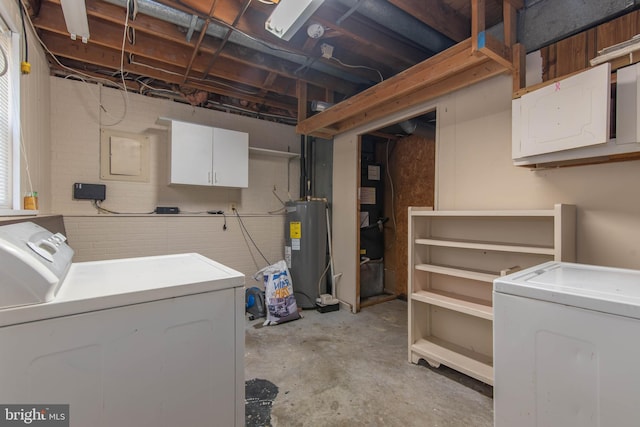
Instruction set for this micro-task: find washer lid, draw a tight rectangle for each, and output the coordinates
[494,261,640,319]
[0,253,244,327]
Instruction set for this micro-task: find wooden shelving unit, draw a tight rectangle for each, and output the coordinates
[408,205,576,385]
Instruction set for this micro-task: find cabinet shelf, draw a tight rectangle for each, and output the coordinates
[411,338,494,385]
[414,238,555,255]
[411,290,493,320]
[248,147,300,158]
[415,263,497,283]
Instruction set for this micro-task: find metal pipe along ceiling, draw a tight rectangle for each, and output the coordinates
[102,0,374,85]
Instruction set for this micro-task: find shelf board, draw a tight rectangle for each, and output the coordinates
[415,238,555,255]
[248,147,300,158]
[415,264,497,283]
[409,209,557,217]
[411,290,493,320]
[411,337,493,385]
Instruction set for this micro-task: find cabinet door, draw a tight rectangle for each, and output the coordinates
[212,128,248,188]
[170,121,213,185]
[513,63,611,158]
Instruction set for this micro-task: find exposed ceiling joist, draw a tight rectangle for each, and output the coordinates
[27,0,626,125]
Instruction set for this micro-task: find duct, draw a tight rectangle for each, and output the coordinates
[520,0,640,52]
[102,0,374,85]
[397,118,433,138]
[335,0,454,53]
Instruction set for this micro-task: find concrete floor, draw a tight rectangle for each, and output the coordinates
[245,299,493,427]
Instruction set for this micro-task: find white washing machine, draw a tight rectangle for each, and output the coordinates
[0,221,245,427]
[494,261,640,427]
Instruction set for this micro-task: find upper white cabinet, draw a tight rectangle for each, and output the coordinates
[513,63,611,159]
[165,119,249,188]
[512,62,640,167]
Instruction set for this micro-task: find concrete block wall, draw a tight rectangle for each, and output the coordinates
[50,77,300,280]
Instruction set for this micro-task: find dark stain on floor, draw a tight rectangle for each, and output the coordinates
[246,378,279,427]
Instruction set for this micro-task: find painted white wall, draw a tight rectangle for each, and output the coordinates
[333,74,640,311]
[436,74,640,269]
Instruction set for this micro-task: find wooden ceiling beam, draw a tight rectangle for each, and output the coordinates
[312,4,429,66]
[388,0,469,43]
[35,14,299,98]
[40,32,297,113]
[297,39,490,135]
[296,36,515,137]
[259,72,278,96]
[34,6,312,97]
[332,60,507,135]
[39,0,359,95]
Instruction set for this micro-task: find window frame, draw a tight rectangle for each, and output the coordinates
[0,9,23,214]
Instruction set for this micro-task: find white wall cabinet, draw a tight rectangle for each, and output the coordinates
[513,62,640,167]
[168,119,248,188]
[513,63,611,158]
[407,205,576,384]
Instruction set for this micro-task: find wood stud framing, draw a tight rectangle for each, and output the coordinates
[296,0,524,138]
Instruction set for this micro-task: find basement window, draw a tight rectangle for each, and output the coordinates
[0,22,20,211]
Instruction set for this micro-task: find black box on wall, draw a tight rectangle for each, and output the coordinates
[73,183,106,201]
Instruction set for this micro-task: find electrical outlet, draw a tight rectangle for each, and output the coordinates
[229,202,237,212]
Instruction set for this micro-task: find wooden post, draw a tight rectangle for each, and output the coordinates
[471,0,486,53]
[503,0,518,47]
[512,43,526,93]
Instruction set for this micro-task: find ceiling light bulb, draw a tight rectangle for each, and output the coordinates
[307,23,325,39]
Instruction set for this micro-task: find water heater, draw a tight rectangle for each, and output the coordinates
[285,200,327,308]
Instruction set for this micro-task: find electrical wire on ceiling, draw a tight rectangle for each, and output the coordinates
[205,99,297,124]
[330,56,384,83]
[20,0,295,124]
[134,76,179,95]
[127,53,183,76]
[18,0,130,126]
[127,53,262,96]
[120,0,133,99]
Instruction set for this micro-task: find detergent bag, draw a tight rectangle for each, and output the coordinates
[261,260,300,325]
